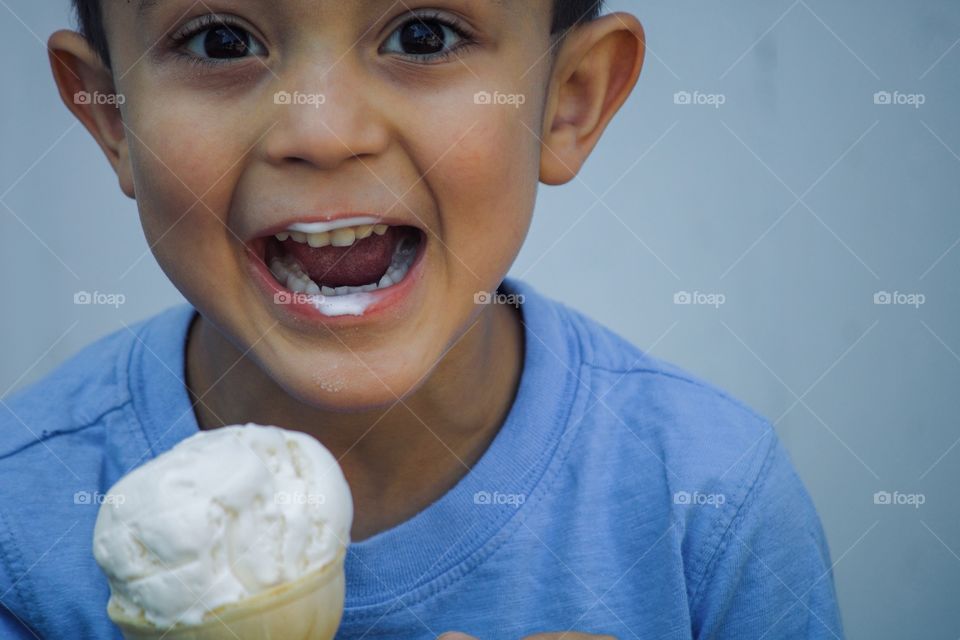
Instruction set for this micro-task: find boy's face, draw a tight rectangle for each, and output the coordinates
[100,0,555,409]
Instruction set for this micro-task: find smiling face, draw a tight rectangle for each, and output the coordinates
[49,0,645,415]
[93,0,556,409]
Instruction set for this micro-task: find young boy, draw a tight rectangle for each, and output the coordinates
[0,0,843,638]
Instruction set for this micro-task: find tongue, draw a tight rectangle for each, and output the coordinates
[282,227,401,288]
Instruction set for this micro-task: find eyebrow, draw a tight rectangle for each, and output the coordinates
[138,0,511,13]
[138,0,160,15]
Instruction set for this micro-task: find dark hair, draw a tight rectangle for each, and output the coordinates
[71,0,603,69]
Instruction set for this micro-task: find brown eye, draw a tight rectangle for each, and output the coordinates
[399,20,446,55]
[381,15,466,60]
[183,21,266,60]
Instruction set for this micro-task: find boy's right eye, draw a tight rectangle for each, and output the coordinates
[174,16,267,62]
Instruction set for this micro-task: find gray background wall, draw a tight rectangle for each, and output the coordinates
[2,1,958,637]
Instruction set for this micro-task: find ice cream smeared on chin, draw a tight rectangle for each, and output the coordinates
[92,424,353,628]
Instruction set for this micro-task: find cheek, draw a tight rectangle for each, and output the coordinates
[125,99,244,295]
[421,103,541,280]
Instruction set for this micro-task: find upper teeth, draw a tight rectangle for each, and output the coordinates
[276,223,388,248]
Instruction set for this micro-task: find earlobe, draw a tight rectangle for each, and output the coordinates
[47,30,134,199]
[539,13,646,186]
[116,138,136,199]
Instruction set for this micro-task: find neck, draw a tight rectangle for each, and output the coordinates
[185,300,524,541]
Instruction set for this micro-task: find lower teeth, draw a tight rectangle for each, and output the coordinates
[268,235,418,296]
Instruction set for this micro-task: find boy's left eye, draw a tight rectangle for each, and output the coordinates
[380,15,468,60]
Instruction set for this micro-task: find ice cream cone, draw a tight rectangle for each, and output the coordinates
[94,425,354,638]
[107,548,346,640]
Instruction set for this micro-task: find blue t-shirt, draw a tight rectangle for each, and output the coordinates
[0,277,843,639]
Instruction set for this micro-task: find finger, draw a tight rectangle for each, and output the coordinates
[437,633,479,640]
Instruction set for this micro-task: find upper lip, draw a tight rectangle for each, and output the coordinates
[246,212,424,244]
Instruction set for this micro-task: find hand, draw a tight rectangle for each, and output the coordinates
[438,633,616,639]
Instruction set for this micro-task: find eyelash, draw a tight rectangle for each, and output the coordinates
[168,14,259,69]
[167,10,477,70]
[386,10,478,64]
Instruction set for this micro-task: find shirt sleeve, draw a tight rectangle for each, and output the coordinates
[690,438,845,639]
[0,605,40,639]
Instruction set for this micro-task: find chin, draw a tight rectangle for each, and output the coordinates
[256,343,437,415]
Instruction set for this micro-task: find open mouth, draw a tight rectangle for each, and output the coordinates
[251,218,425,297]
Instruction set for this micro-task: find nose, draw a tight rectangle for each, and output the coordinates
[262,61,390,170]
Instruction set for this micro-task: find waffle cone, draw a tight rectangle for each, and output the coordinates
[108,549,346,640]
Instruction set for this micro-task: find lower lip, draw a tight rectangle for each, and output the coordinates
[244,235,427,327]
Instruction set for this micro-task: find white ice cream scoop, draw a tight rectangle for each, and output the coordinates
[92,424,353,639]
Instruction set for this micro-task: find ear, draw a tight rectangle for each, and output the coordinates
[540,13,645,185]
[47,30,135,199]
